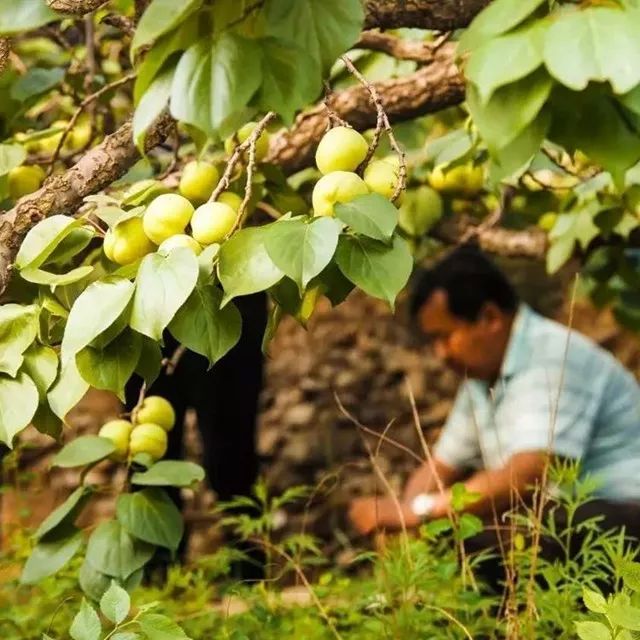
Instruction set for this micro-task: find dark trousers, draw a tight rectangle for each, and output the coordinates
[125,292,268,575]
[464,499,640,592]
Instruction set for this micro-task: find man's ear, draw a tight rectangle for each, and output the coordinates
[479,301,504,331]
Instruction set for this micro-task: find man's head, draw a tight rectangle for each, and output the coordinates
[410,246,519,380]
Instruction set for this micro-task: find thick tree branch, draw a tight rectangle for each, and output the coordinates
[0,38,9,74]
[46,0,108,13]
[356,31,442,63]
[364,0,490,30]
[268,44,464,174]
[0,115,173,295]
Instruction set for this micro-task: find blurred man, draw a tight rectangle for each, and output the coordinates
[349,246,640,584]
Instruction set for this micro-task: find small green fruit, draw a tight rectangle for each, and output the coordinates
[179,161,219,204]
[315,126,368,175]
[99,419,133,461]
[538,212,558,232]
[312,171,369,217]
[158,234,203,255]
[191,202,237,245]
[216,191,243,212]
[8,165,46,200]
[129,423,168,461]
[363,159,400,200]
[134,395,176,431]
[103,216,155,265]
[224,122,270,161]
[143,193,194,244]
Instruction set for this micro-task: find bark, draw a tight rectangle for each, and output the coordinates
[364,0,490,30]
[46,0,108,13]
[0,115,173,295]
[356,31,442,63]
[268,44,464,174]
[49,0,489,29]
[0,38,9,74]
[432,215,547,260]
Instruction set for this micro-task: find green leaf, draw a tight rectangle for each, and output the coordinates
[264,0,364,71]
[335,234,412,310]
[457,513,484,540]
[170,33,262,136]
[0,0,59,35]
[622,561,640,592]
[608,599,640,631]
[61,277,135,364]
[546,236,574,275]
[70,599,102,640]
[458,0,546,54]
[131,461,205,488]
[21,526,82,585]
[76,330,142,401]
[100,581,131,625]
[334,194,398,243]
[110,634,141,640]
[130,249,199,341]
[254,38,319,125]
[575,621,612,640]
[0,303,39,376]
[79,560,142,603]
[168,283,241,367]
[52,435,116,468]
[0,372,39,447]
[0,144,26,175]
[620,85,640,117]
[133,66,174,152]
[35,485,92,539]
[137,613,190,640]
[45,227,95,266]
[264,217,342,292]
[314,262,355,306]
[117,488,183,551]
[86,520,155,580]
[48,358,89,421]
[15,215,83,271]
[583,588,608,614]
[132,0,202,55]
[425,129,473,167]
[135,337,163,387]
[466,21,546,104]
[218,226,284,306]
[134,15,199,102]
[466,68,554,152]
[543,8,640,94]
[10,67,65,102]
[20,265,94,288]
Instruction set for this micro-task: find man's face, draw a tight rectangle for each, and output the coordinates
[417,289,510,380]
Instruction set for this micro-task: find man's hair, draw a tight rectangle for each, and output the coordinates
[410,245,519,321]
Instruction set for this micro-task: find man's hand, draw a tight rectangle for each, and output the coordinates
[348,496,420,535]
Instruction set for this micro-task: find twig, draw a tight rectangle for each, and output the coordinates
[323,81,350,130]
[210,111,276,236]
[340,55,406,201]
[256,201,282,220]
[84,14,97,91]
[163,345,186,376]
[0,38,9,75]
[157,121,180,180]
[49,73,136,172]
[101,13,135,36]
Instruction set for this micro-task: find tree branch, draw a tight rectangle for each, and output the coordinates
[364,0,490,30]
[0,114,174,296]
[46,0,108,13]
[356,31,442,63]
[0,38,9,75]
[268,44,464,174]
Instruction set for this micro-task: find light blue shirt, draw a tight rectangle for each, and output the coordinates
[434,304,640,500]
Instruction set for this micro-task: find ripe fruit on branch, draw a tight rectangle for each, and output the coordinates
[134,395,176,431]
[8,165,46,199]
[312,171,369,217]
[216,191,243,212]
[129,423,168,462]
[538,212,558,231]
[179,161,219,204]
[363,158,400,200]
[191,202,237,245]
[428,163,484,196]
[398,186,443,236]
[143,193,194,244]
[99,419,133,461]
[224,122,270,161]
[158,234,202,255]
[103,216,156,265]
[315,126,368,175]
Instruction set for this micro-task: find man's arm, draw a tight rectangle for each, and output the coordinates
[403,457,464,502]
[429,451,549,519]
